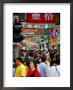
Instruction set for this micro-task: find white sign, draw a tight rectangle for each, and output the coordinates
[27,23,33,28]
[33,24,39,28]
[21,22,27,28]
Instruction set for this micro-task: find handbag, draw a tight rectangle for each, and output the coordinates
[55,65,60,76]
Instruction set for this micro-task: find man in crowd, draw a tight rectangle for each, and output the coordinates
[15,57,27,77]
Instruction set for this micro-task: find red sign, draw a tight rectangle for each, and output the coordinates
[21,43,27,46]
[22,29,37,33]
[24,36,33,38]
[26,13,57,23]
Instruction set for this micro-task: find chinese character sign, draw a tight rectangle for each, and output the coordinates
[26,13,58,23]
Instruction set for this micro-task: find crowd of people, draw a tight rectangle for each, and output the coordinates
[13,45,60,77]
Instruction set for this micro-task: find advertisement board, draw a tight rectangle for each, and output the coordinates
[26,13,58,23]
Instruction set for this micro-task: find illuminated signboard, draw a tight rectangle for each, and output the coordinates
[27,23,33,28]
[50,29,57,38]
[26,13,58,23]
[50,37,59,45]
[22,28,59,35]
[33,24,39,28]
[22,29,37,33]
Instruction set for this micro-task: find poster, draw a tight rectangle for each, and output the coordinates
[4,3,70,87]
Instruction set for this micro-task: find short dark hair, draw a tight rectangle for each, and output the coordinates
[16,57,23,63]
[52,45,55,49]
[19,49,25,52]
[30,60,38,68]
[41,55,46,62]
[52,60,60,66]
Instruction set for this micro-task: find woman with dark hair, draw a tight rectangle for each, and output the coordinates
[26,60,41,77]
[47,60,60,77]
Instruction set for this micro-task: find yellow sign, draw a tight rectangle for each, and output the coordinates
[50,37,58,45]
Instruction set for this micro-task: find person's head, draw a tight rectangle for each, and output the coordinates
[29,60,37,69]
[36,51,41,57]
[40,54,46,62]
[19,49,26,57]
[52,60,60,66]
[29,50,34,57]
[19,49,25,53]
[13,15,19,23]
[15,57,23,66]
[52,45,55,49]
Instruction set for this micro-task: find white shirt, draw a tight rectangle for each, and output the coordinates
[48,65,60,77]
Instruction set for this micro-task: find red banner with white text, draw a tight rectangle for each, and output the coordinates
[26,13,58,23]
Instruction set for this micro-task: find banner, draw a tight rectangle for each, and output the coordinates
[22,28,59,35]
[26,13,58,23]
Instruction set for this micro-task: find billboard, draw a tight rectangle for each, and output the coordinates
[26,13,58,23]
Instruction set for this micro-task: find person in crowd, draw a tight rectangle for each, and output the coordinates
[47,60,60,77]
[37,56,49,77]
[19,49,30,67]
[15,57,27,77]
[24,50,30,67]
[43,49,51,67]
[43,48,49,57]
[49,45,57,66]
[26,60,41,77]
[13,59,17,77]
[34,51,43,62]
[55,49,60,62]
[13,15,23,43]
[45,59,51,67]
[19,49,25,60]
[28,50,34,61]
